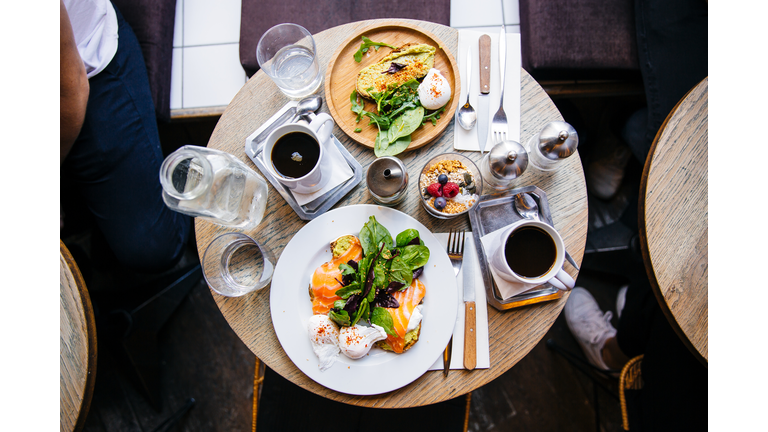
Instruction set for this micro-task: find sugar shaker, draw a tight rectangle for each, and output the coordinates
[366,156,408,206]
[480,140,529,191]
[525,121,579,171]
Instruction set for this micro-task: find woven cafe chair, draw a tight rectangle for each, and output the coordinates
[619,355,644,430]
[250,358,471,432]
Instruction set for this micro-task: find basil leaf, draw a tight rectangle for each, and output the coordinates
[329,309,351,327]
[370,307,397,336]
[359,216,393,257]
[401,244,430,269]
[395,229,422,247]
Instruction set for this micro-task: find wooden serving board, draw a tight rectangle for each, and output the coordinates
[324,21,460,152]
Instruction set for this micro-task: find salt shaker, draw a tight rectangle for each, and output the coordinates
[160,145,269,230]
[480,140,529,191]
[525,121,579,171]
[366,156,408,206]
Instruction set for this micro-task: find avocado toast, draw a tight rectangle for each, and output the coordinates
[356,43,436,99]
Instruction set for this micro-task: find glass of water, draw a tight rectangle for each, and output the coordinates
[202,233,276,297]
[256,23,322,99]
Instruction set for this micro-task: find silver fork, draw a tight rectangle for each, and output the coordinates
[443,229,465,376]
[490,9,508,144]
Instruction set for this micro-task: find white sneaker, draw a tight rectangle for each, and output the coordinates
[616,285,628,319]
[564,287,617,371]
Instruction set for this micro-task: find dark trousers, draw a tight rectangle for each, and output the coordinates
[61,4,190,272]
[623,0,708,164]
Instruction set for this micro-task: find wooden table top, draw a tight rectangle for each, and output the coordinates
[60,240,97,431]
[639,77,708,364]
[195,19,588,407]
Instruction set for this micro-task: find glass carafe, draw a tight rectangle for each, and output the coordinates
[160,146,268,230]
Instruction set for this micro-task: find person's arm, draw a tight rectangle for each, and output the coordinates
[60,0,89,164]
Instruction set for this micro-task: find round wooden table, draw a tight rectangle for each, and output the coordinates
[195,19,588,407]
[639,77,708,364]
[60,240,97,431]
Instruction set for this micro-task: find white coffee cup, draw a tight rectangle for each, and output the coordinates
[489,219,575,291]
[263,113,334,194]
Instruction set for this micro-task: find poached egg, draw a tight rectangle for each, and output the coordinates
[418,68,452,110]
[307,315,340,371]
[338,324,388,359]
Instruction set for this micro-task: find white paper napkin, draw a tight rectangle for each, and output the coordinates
[289,135,354,206]
[428,232,490,371]
[454,30,522,151]
[479,225,540,299]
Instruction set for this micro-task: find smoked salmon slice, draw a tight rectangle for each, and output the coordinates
[383,278,426,353]
[310,237,363,315]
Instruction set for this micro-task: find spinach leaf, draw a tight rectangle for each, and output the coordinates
[338,263,356,276]
[387,107,424,144]
[375,135,410,157]
[401,244,430,269]
[351,298,369,326]
[353,36,398,63]
[329,309,351,327]
[335,282,362,299]
[395,229,422,247]
[333,299,347,309]
[370,307,397,336]
[389,255,413,287]
[359,216,393,257]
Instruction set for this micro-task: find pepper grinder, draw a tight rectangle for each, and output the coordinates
[480,140,529,191]
[525,121,579,171]
[366,156,408,206]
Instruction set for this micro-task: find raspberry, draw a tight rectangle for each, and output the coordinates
[442,182,460,198]
[426,183,443,197]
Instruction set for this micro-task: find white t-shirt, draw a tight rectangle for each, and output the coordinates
[63,0,119,78]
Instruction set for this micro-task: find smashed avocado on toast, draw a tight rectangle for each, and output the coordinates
[356,43,436,100]
[376,321,422,352]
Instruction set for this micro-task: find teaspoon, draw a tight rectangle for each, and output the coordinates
[456,47,477,131]
[291,95,322,122]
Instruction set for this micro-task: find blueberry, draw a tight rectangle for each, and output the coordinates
[434,197,447,210]
[438,174,448,185]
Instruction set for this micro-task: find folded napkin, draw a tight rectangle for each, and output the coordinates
[428,232,490,371]
[480,225,540,299]
[454,30,522,151]
[290,138,353,206]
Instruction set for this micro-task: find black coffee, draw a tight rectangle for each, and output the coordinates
[271,132,320,179]
[503,226,556,278]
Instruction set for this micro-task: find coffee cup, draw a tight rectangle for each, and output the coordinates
[263,113,334,194]
[489,219,575,291]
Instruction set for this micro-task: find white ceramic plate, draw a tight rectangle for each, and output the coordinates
[270,205,458,395]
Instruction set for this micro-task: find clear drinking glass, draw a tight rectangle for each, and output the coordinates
[202,233,276,297]
[256,23,322,99]
[160,146,269,230]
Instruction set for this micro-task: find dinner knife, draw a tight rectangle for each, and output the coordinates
[463,233,476,370]
[476,35,491,154]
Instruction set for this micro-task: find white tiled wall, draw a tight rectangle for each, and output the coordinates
[169,0,520,112]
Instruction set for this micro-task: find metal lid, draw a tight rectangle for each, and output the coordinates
[536,121,578,161]
[488,140,528,180]
[366,156,407,198]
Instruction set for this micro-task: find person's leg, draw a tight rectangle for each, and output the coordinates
[632,0,708,163]
[61,5,190,273]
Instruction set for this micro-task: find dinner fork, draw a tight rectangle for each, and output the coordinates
[443,229,465,376]
[490,14,508,144]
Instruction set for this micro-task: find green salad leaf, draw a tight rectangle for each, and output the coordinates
[353,36,397,63]
[359,216,393,256]
[371,307,397,336]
